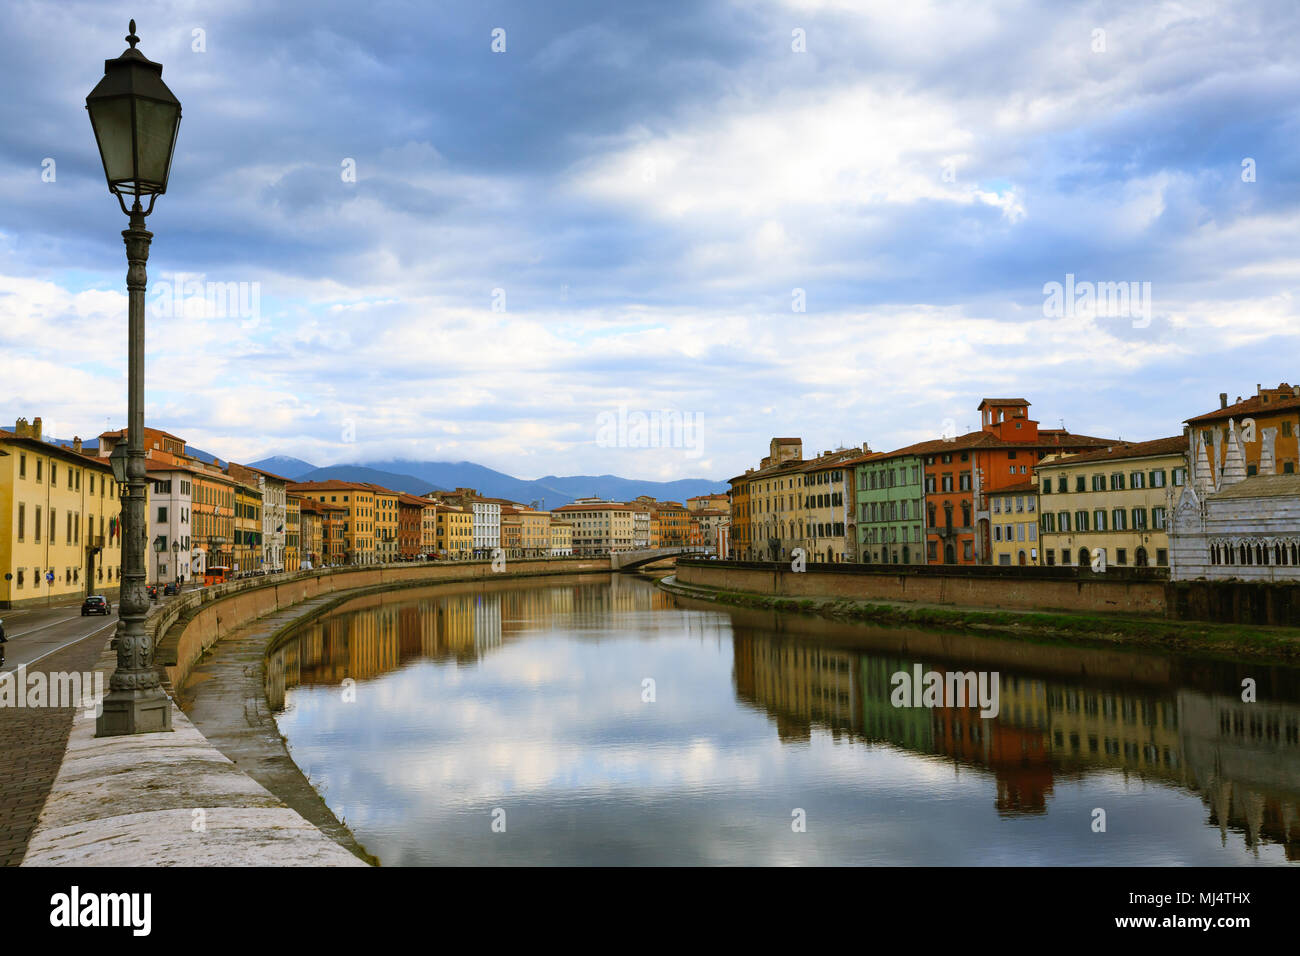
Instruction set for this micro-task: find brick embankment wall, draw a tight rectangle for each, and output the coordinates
[675,560,1168,616]
[153,558,611,690]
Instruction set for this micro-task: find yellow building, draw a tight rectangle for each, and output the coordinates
[192,466,236,574]
[286,481,381,564]
[231,479,263,574]
[420,500,439,555]
[433,504,473,558]
[552,501,635,555]
[727,438,867,562]
[987,479,1039,567]
[285,495,301,572]
[1,419,123,608]
[549,517,573,556]
[1037,436,1187,569]
[517,508,551,557]
[374,488,399,563]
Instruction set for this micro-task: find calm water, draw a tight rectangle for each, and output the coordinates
[269,574,1300,865]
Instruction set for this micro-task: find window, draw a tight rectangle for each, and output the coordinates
[1075,475,1086,492]
[1131,471,1146,489]
[1042,479,1052,495]
[18,503,25,541]
[1092,474,1105,491]
[1112,509,1127,531]
[1057,476,1067,493]
[1152,507,1166,530]
[1132,508,1148,530]
[1075,510,1089,531]
[1094,509,1107,531]
[1115,548,1128,565]
[1058,511,1071,532]
[19,453,26,478]
[1151,470,1166,488]
[158,506,168,522]
[1042,513,1056,533]
[1110,473,1125,490]
[1173,467,1187,486]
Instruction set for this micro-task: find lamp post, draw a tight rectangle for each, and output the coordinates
[173,540,181,586]
[88,21,181,736]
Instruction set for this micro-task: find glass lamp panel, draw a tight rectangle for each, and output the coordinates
[133,98,180,190]
[89,96,136,186]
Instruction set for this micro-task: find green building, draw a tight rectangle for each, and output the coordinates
[854,452,927,564]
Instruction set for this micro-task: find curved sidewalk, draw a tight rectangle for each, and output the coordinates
[20,634,364,867]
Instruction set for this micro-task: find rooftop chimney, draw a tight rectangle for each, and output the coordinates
[1219,392,1228,409]
[32,417,42,440]
[73,436,82,453]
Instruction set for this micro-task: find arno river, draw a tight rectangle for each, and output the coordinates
[268,574,1300,865]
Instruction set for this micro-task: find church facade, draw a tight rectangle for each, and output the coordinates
[1169,418,1300,582]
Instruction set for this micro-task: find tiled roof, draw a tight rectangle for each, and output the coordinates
[286,479,399,495]
[1185,392,1300,425]
[1035,435,1187,468]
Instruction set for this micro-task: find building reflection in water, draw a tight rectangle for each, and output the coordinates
[267,576,1300,861]
[267,576,675,711]
[730,628,1300,857]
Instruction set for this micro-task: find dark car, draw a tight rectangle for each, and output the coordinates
[81,595,112,616]
[163,582,181,596]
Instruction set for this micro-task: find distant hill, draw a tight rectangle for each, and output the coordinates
[249,455,729,506]
[247,456,316,480]
[289,465,445,497]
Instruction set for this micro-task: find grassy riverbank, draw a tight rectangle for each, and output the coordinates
[659,575,1300,664]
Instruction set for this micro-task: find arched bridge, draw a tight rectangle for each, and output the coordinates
[610,546,713,570]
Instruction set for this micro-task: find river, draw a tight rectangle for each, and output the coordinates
[267,573,1300,865]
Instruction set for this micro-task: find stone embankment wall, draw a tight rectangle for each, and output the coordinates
[676,560,1166,615]
[152,558,611,689]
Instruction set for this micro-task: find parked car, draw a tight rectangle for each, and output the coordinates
[163,582,181,596]
[81,595,112,616]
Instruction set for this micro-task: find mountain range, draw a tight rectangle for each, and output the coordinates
[247,456,728,507]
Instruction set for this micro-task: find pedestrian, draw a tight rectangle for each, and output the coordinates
[0,617,7,643]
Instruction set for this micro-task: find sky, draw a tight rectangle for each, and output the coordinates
[2,0,1299,482]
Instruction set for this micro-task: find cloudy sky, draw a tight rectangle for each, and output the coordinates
[2,0,1298,481]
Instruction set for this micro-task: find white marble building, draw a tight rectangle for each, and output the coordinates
[1169,419,1300,581]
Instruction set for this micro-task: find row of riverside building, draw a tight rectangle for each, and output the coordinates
[0,416,733,608]
[727,386,1300,582]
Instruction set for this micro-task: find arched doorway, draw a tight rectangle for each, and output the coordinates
[1135,547,1148,567]
[1079,547,1090,567]
[945,543,956,564]
[1018,550,1026,566]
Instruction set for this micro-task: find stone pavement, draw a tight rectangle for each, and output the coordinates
[0,625,108,867]
[20,635,365,867]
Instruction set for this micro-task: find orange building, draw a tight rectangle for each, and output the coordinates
[919,399,1111,565]
[396,494,426,559]
[1184,383,1300,478]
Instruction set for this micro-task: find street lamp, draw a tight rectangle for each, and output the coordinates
[88,20,180,736]
[173,540,181,586]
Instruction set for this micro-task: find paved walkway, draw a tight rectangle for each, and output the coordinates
[20,636,364,867]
